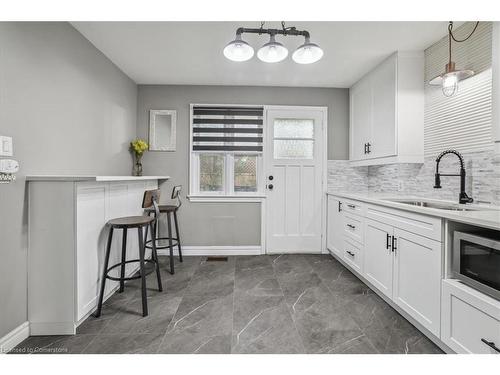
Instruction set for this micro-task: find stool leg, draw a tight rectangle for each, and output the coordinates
[138,226,148,317]
[119,228,128,293]
[173,210,183,263]
[150,222,163,292]
[95,227,114,318]
[166,211,175,275]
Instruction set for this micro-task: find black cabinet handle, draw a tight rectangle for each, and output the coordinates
[338,201,342,212]
[347,224,356,229]
[268,184,274,190]
[481,339,500,353]
[386,233,391,249]
[364,143,367,154]
[392,236,397,252]
[347,204,356,209]
[268,175,274,181]
[346,250,355,257]
[367,142,372,154]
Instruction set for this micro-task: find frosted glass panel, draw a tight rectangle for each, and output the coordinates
[274,140,314,159]
[274,119,314,139]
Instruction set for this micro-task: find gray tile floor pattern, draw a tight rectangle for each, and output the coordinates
[12,254,443,354]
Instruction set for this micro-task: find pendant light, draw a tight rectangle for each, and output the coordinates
[292,37,324,64]
[223,34,254,62]
[257,34,288,63]
[429,21,479,97]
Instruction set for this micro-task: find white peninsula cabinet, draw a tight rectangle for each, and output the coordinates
[27,175,168,335]
[349,51,424,166]
[327,195,443,338]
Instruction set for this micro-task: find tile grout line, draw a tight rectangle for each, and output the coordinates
[229,256,237,354]
[155,257,203,353]
[269,255,309,354]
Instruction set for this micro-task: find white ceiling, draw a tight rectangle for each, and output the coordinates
[72,21,451,88]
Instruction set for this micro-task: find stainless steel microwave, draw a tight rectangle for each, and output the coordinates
[453,231,500,300]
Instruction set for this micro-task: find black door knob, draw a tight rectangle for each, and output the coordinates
[269,175,274,180]
[268,184,274,190]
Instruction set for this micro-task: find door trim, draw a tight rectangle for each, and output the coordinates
[262,105,328,254]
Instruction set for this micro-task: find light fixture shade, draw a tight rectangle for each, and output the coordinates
[257,35,288,63]
[223,34,254,62]
[292,39,324,64]
[429,61,474,97]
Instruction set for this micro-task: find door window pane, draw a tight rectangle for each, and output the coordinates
[234,155,257,192]
[274,119,314,138]
[274,140,314,159]
[199,154,224,192]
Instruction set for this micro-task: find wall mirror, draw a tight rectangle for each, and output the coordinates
[149,109,177,151]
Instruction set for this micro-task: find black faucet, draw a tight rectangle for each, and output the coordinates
[434,150,473,204]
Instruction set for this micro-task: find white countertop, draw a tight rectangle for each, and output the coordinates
[327,191,500,231]
[26,175,170,182]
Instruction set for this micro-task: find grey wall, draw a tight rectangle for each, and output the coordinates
[136,85,349,247]
[0,23,137,338]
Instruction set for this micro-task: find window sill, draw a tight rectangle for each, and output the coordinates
[187,195,266,203]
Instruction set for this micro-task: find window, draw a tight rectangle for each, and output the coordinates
[273,118,314,159]
[190,105,264,198]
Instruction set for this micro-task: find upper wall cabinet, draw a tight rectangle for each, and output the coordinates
[349,52,424,166]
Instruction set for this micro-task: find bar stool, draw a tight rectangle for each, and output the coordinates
[94,189,163,318]
[145,185,183,275]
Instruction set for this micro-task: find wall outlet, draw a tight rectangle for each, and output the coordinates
[0,136,13,157]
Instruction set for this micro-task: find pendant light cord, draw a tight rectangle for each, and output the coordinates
[447,21,479,63]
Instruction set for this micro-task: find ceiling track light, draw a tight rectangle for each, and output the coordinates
[223,22,323,64]
[429,21,479,97]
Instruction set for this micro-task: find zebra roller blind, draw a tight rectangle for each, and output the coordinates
[191,105,264,152]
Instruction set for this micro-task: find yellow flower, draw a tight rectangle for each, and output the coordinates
[130,139,149,155]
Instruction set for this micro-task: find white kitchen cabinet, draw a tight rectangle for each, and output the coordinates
[442,279,500,354]
[28,176,167,335]
[349,51,424,166]
[350,78,372,161]
[327,195,343,256]
[393,228,442,336]
[364,218,394,299]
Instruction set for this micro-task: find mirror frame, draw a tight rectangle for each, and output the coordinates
[149,109,177,151]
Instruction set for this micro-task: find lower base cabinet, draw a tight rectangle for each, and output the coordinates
[442,280,500,354]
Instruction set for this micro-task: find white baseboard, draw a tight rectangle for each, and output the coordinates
[29,322,75,336]
[0,321,30,354]
[157,245,262,256]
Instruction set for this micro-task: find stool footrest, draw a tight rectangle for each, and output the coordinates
[145,237,179,250]
[105,259,157,282]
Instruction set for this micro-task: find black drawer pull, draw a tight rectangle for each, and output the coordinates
[392,236,397,252]
[386,233,391,249]
[338,201,342,212]
[481,338,500,353]
[347,224,356,229]
[346,250,355,257]
[347,204,356,209]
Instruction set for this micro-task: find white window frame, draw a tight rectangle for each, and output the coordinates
[188,104,266,202]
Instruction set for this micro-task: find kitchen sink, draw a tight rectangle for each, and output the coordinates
[384,199,486,211]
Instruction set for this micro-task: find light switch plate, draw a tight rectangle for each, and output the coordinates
[0,136,13,157]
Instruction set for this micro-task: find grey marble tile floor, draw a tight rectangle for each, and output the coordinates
[11,254,443,354]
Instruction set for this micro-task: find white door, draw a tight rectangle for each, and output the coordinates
[327,196,343,256]
[364,218,394,298]
[392,228,442,336]
[265,107,325,253]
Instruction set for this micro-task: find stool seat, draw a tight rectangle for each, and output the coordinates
[145,204,178,213]
[107,215,154,228]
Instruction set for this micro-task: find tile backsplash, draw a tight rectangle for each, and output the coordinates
[328,150,500,205]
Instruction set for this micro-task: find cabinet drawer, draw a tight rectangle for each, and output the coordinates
[343,212,364,244]
[343,238,362,273]
[341,198,365,217]
[442,280,500,354]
